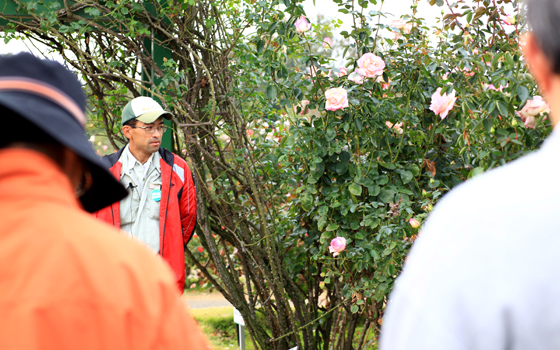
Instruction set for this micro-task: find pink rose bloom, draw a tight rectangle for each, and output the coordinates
[409,218,420,228]
[325,87,349,111]
[463,67,475,77]
[516,96,550,129]
[299,99,310,115]
[442,72,450,80]
[386,121,403,134]
[329,237,347,257]
[485,84,504,92]
[391,19,412,39]
[377,76,391,90]
[323,37,333,49]
[103,145,108,151]
[356,53,385,78]
[430,87,457,120]
[338,67,348,77]
[247,129,254,136]
[504,14,516,25]
[349,73,364,84]
[295,15,311,33]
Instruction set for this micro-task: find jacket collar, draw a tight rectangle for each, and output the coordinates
[0,148,80,209]
[105,146,174,168]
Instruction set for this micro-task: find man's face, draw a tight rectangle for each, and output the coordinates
[123,116,164,155]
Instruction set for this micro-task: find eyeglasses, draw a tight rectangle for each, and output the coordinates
[131,124,168,134]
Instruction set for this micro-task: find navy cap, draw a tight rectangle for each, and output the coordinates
[0,52,127,213]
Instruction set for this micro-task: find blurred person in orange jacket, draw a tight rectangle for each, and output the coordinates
[0,52,209,350]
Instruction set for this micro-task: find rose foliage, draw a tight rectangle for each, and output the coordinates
[1,0,549,348]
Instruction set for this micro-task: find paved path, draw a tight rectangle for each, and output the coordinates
[182,291,232,309]
[184,298,233,309]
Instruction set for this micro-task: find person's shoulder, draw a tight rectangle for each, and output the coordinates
[434,145,551,220]
[102,147,125,167]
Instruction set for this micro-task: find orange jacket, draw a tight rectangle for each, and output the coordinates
[0,149,210,350]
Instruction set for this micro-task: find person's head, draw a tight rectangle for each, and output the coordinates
[121,97,172,158]
[0,105,87,191]
[0,53,127,212]
[523,0,560,125]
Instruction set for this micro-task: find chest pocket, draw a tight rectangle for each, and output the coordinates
[146,181,162,221]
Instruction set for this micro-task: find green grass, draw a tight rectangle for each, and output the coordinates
[191,307,378,350]
[191,307,256,350]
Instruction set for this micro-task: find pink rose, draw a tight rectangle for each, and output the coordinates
[516,96,550,129]
[323,37,333,49]
[356,53,385,78]
[219,133,231,144]
[485,84,504,92]
[463,67,475,77]
[349,73,364,84]
[503,14,516,25]
[430,88,457,119]
[338,67,347,77]
[386,121,403,134]
[409,218,420,228]
[299,99,310,115]
[329,237,347,257]
[295,15,311,33]
[247,129,254,136]
[325,87,349,111]
[391,19,412,39]
[377,76,391,90]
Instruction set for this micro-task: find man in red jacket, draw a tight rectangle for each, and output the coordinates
[95,96,197,291]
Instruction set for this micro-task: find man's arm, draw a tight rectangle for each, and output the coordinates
[179,162,197,246]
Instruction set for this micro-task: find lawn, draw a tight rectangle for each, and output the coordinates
[191,307,255,350]
[190,306,378,350]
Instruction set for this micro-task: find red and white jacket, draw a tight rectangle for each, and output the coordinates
[95,147,197,291]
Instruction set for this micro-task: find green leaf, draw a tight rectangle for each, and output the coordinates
[256,39,265,53]
[349,183,362,196]
[483,118,493,133]
[326,223,339,231]
[400,170,413,184]
[497,101,509,117]
[325,128,337,141]
[468,167,485,179]
[351,305,359,313]
[318,216,327,231]
[379,188,395,203]
[367,185,380,196]
[376,175,388,185]
[266,85,277,100]
[318,206,328,216]
[339,151,351,163]
[300,193,313,211]
[517,85,529,102]
[355,118,363,131]
[336,162,348,175]
[370,249,380,260]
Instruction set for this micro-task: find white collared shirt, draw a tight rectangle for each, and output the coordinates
[380,127,560,350]
[119,145,162,253]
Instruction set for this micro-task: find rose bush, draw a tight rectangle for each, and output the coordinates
[5,0,549,348]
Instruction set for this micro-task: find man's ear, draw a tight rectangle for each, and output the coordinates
[522,32,554,94]
[122,126,133,140]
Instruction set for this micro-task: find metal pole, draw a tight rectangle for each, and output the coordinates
[237,324,246,350]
